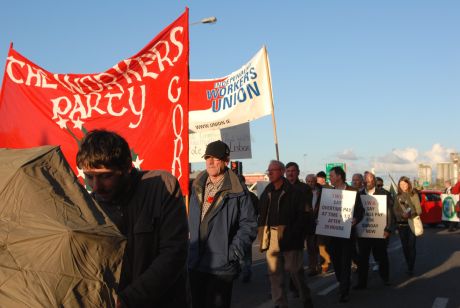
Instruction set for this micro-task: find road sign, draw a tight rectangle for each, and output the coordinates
[325,163,346,182]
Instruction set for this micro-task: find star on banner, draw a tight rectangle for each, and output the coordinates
[133,156,144,169]
[72,117,85,130]
[77,167,85,179]
[56,116,68,129]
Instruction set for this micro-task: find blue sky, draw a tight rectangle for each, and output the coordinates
[1,1,459,181]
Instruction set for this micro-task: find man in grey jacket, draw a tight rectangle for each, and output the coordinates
[188,140,257,308]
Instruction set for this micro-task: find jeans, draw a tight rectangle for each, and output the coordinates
[241,243,252,280]
[357,237,390,285]
[190,270,234,308]
[328,237,353,296]
[398,224,416,271]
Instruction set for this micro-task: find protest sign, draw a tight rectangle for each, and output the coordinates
[189,122,251,162]
[356,194,387,238]
[189,47,272,132]
[316,188,356,238]
[441,194,459,222]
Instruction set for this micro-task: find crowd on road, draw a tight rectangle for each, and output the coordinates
[77,131,460,308]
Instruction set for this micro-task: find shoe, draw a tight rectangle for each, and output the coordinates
[352,284,366,290]
[321,263,330,273]
[339,294,350,303]
[303,299,314,308]
[406,270,414,276]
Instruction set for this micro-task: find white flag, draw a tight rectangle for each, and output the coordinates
[189,47,273,132]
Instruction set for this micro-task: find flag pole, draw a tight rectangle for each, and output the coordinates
[263,45,280,161]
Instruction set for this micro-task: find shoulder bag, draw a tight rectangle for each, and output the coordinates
[398,196,423,236]
[408,216,424,236]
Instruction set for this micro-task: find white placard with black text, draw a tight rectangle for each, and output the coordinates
[315,188,356,238]
[356,194,387,239]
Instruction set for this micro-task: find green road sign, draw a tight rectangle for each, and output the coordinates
[325,163,346,182]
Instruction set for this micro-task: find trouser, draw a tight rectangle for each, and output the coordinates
[328,237,352,296]
[356,237,389,285]
[189,270,234,308]
[398,224,416,271]
[317,235,331,271]
[241,243,253,278]
[306,234,319,272]
[266,228,312,308]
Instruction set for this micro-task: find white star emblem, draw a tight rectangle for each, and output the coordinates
[72,117,85,130]
[77,167,85,179]
[133,156,144,169]
[56,116,68,129]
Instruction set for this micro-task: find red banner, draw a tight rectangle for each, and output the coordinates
[0,9,189,195]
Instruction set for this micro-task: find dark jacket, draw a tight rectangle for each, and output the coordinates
[359,187,395,233]
[345,184,364,227]
[97,169,190,308]
[346,185,365,235]
[188,168,257,277]
[393,191,422,223]
[292,180,314,236]
[258,178,308,251]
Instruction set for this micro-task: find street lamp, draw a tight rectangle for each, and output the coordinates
[191,16,217,26]
[302,153,308,178]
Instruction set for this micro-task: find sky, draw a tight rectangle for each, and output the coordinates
[0,0,459,182]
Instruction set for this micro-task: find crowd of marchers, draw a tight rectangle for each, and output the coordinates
[77,131,460,308]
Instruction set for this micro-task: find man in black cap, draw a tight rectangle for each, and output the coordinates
[316,171,331,188]
[188,140,257,308]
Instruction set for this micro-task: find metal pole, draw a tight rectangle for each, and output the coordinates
[263,46,280,161]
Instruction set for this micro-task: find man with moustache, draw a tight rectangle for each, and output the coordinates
[323,166,364,303]
[258,160,313,308]
[305,173,323,276]
[285,162,314,274]
[188,140,257,308]
[355,171,394,289]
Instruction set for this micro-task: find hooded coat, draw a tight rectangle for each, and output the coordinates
[188,168,257,277]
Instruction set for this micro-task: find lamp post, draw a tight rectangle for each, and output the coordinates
[191,16,217,26]
[303,153,308,179]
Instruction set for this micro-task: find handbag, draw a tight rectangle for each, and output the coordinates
[408,216,424,236]
[258,225,270,252]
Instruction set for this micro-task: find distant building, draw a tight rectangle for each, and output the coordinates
[418,164,432,187]
[436,162,454,185]
[450,153,459,183]
[243,173,268,185]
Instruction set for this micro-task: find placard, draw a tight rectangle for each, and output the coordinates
[356,194,387,238]
[441,194,459,222]
[316,188,356,238]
